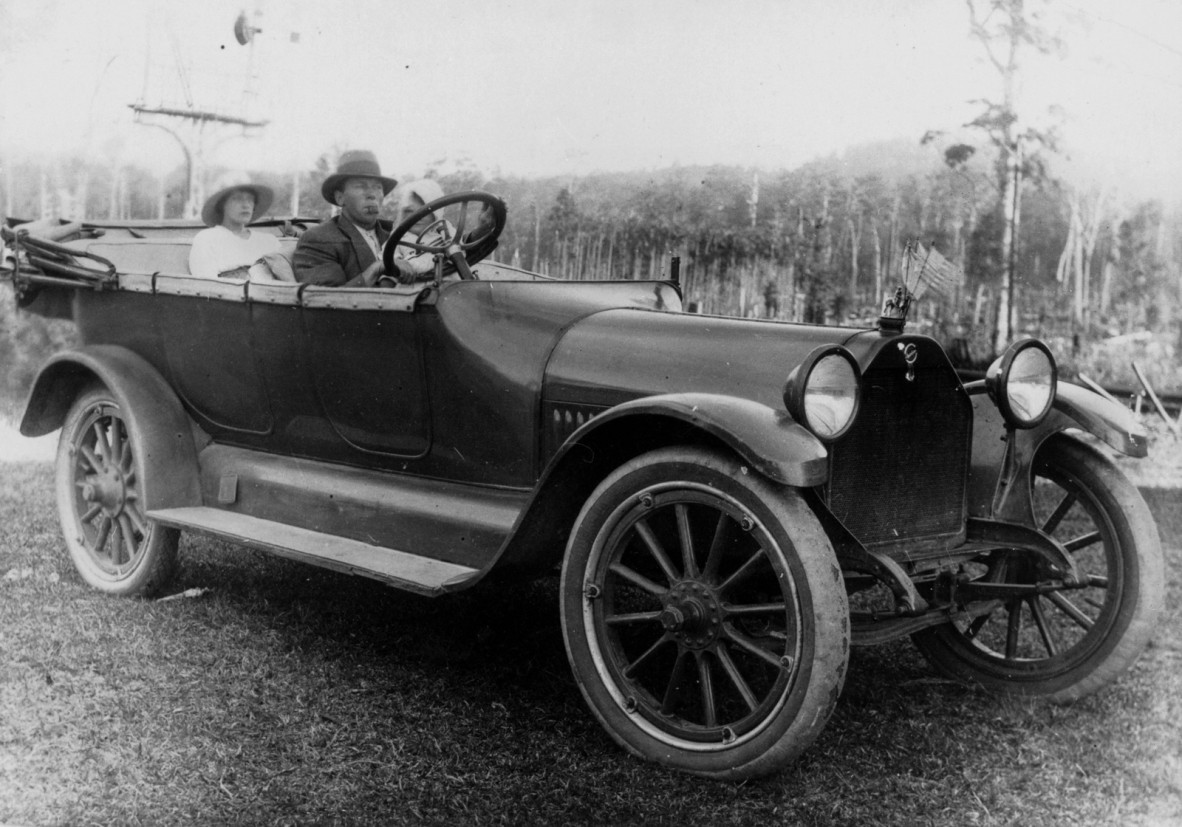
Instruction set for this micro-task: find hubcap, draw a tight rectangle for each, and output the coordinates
[661,581,723,648]
[81,464,128,516]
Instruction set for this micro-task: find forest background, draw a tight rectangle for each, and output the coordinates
[3,134,1179,418]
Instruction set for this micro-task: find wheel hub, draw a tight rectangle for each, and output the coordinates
[662,581,723,648]
[82,465,127,515]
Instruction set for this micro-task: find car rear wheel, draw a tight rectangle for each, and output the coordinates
[560,446,849,779]
[912,434,1164,701]
[55,385,179,597]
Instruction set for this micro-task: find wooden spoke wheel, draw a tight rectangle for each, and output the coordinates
[561,447,849,778]
[913,435,1164,701]
[55,385,178,596]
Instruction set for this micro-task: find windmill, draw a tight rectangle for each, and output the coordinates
[129,7,270,218]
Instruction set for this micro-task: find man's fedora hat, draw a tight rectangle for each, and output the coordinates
[321,150,398,203]
[201,173,274,227]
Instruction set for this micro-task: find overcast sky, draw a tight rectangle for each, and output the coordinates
[1,0,1181,199]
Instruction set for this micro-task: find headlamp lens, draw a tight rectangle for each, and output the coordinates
[986,339,1057,428]
[804,354,859,439]
[1006,346,1055,424]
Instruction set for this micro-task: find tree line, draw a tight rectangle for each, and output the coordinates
[3,135,1180,386]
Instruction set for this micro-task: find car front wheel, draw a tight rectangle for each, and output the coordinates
[560,446,849,779]
[55,384,179,597]
[912,434,1164,701]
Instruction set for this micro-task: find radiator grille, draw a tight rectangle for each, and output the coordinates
[825,359,972,549]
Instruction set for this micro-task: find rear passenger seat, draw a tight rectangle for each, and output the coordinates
[82,240,193,276]
[79,233,299,281]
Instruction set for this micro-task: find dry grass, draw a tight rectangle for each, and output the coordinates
[1,461,1180,826]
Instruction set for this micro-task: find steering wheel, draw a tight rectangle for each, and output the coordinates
[382,191,507,282]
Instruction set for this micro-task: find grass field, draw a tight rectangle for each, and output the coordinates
[1,461,1180,826]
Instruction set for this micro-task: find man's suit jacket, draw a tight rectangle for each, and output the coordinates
[293,214,391,287]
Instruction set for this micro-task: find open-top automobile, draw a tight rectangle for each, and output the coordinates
[1,192,1164,779]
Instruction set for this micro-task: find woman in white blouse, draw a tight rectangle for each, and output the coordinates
[188,178,280,279]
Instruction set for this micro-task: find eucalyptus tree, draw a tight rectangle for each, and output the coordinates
[930,0,1065,349]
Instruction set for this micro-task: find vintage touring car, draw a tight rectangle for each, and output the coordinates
[1,192,1164,779]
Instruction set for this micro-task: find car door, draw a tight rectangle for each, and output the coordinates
[297,285,430,457]
[153,274,273,436]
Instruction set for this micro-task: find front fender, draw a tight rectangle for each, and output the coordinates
[485,393,827,580]
[1048,382,1148,457]
[20,345,201,512]
[574,393,829,487]
[967,379,1147,522]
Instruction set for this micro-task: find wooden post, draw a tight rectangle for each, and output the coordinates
[1077,374,1121,407]
[1132,361,1181,437]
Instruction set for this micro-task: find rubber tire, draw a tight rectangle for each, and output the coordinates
[912,434,1164,701]
[55,384,180,597]
[560,446,850,779]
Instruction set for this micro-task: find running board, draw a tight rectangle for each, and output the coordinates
[147,506,481,596]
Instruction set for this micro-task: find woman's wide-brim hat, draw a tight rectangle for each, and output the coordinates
[321,149,398,203]
[201,174,274,227]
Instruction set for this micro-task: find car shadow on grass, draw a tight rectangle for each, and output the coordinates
[168,534,1068,765]
[173,534,584,710]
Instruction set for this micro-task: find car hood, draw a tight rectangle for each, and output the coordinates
[544,308,867,411]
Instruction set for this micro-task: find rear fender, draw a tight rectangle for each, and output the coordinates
[966,379,1147,524]
[487,393,827,578]
[20,345,201,511]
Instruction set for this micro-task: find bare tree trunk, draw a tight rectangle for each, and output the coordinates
[73,165,90,220]
[1099,210,1123,315]
[847,214,862,301]
[871,222,882,305]
[1072,205,1085,329]
[748,173,759,229]
[606,228,615,280]
[888,196,900,286]
[290,170,301,216]
[532,204,541,271]
[820,186,833,270]
[1078,190,1107,325]
[966,0,1032,348]
[997,142,1021,345]
[1057,186,1109,332]
[108,165,120,220]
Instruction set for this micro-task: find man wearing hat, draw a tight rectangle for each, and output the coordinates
[293,150,415,287]
[189,176,280,279]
